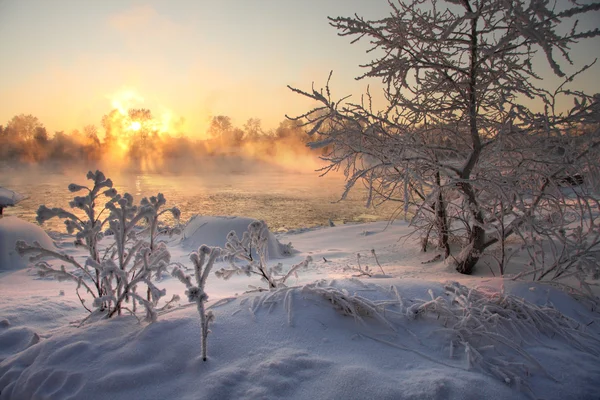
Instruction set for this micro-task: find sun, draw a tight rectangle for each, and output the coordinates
[130,121,142,131]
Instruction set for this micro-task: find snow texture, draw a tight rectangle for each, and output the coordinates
[0,218,599,400]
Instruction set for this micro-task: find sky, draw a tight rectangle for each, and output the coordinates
[0,0,599,138]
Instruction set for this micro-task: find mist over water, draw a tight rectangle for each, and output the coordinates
[0,164,398,233]
[2,107,371,231]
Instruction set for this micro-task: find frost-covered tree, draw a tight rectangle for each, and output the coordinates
[17,170,180,320]
[289,0,600,278]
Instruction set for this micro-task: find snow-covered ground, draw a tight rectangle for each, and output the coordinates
[1,215,599,399]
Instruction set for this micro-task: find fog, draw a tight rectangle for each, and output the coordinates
[0,165,399,235]
[0,108,398,232]
[0,110,328,175]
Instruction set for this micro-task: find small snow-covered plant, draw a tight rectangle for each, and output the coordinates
[239,279,399,330]
[346,250,386,277]
[345,253,373,277]
[138,193,182,252]
[302,280,397,331]
[17,170,116,310]
[37,171,115,296]
[101,191,180,318]
[371,249,386,275]
[215,220,311,290]
[16,170,180,321]
[172,245,221,361]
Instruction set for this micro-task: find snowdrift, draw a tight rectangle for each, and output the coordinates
[1,219,599,400]
[0,217,55,270]
[1,279,598,400]
[180,215,293,259]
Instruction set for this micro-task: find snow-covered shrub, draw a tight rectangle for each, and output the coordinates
[16,170,180,321]
[172,245,221,361]
[215,220,312,290]
[101,191,180,319]
[402,281,600,396]
[171,221,308,360]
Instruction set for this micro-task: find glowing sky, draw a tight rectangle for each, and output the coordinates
[0,0,598,138]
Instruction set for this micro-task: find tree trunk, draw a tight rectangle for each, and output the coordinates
[455,4,484,275]
[455,182,486,274]
[435,171,450,258]
[455,223,485,274]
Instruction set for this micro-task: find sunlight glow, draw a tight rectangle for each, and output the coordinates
[110,89,145,115]
[130,121,141,131]
[95,87,319,173]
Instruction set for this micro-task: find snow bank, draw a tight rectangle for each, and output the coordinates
[180,215,292,259]
[0,217,55,270]
[1,279,598,400]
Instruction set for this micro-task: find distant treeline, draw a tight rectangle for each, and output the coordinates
[0,111,323,172]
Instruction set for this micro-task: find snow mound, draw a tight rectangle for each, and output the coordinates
[180,215,293,259]
[0,323,40,363]
[1,279,597,400]
[0,187,26,208]
[0,217,55,270]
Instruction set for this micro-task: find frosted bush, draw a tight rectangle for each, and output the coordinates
[215,220,312,290]
[16,170,180,322]
[401,281,600,396]
[171,220,309,361]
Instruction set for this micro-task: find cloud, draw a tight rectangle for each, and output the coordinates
[109,4,159,31]
[107,4,191,51]
[108,4,175,33]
